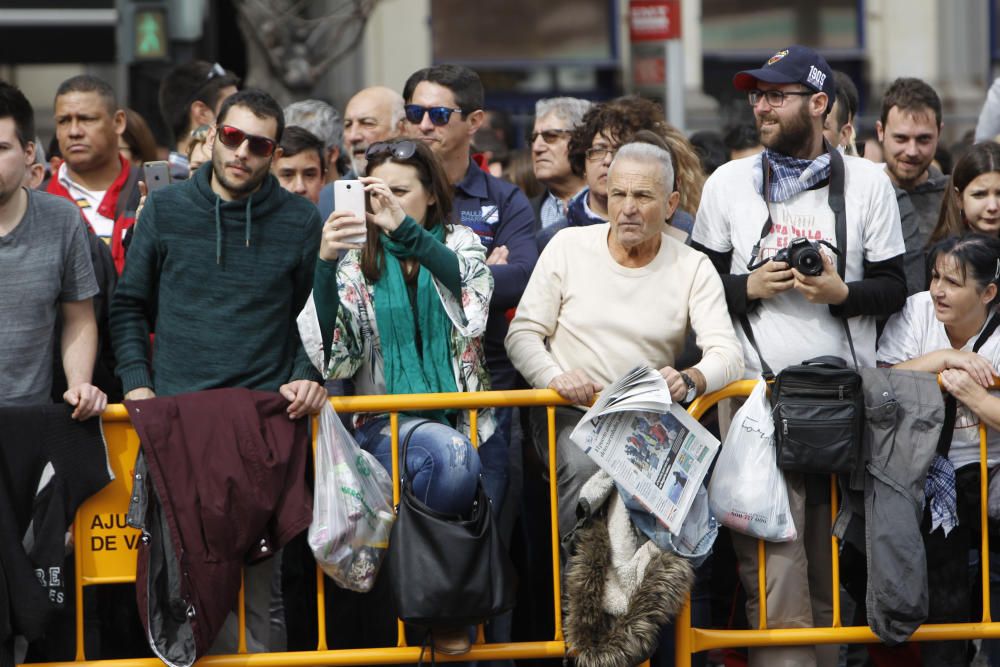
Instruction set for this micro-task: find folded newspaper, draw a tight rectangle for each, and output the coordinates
[570,365,720,534]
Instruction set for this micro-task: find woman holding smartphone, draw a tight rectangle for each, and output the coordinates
[298,138,494,655]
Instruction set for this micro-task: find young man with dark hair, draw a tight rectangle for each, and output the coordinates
[46,74,141,273]
[876,76,947,291]
[273,126,325,205]
[110,88,324,654]
[158,61,240,179]
[0,80,106,419]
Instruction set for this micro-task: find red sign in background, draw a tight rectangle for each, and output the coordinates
[629,0,681,42]
[633,56,666,86]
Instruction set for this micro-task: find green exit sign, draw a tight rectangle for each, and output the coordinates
[134,8,167,59]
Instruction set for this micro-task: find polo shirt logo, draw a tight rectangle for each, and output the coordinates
[481,205,499,224]
[459,204,500,226]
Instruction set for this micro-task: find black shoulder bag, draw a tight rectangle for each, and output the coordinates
[740,146,865,475]
[385,420,516,627]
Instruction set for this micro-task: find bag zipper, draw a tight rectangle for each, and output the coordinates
[782,416,854,437]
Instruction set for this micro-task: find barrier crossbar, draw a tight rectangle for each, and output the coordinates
[674,379,999,666]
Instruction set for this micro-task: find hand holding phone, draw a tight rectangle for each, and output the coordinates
[334,180,367,245]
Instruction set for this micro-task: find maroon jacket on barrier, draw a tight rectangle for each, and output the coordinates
[125,388,311,667]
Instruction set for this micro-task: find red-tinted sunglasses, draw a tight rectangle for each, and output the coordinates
[216,125,277,157]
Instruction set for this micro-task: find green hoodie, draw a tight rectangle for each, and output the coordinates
[110,162,322,396]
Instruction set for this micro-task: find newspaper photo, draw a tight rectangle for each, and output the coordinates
[570,366,720,534]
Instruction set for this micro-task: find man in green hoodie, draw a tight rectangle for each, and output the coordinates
[109,89,325,653]
[110,88,325,415]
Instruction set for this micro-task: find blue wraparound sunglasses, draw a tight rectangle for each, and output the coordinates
[404,104,465,126]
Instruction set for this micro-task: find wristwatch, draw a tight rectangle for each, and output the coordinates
[681,372,698,403]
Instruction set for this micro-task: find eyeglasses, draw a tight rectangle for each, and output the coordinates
[365,140,418,161]
[585,145,618,162]
[747,89,815,107]
[215,125,277,157]
[529,129,573,145]
[404,104,465,126]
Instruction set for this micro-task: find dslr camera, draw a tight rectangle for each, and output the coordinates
[772,237,826,276]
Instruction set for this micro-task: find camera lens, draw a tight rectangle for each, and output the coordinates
[796,250,823,276]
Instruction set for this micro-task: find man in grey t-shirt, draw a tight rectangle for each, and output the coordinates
[0,80,105,419]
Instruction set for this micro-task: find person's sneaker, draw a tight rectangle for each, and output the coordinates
[432,627,471,655]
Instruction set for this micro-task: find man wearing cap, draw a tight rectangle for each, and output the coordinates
[691,46,906,667]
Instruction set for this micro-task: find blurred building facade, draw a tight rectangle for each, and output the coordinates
[0,0,995,146]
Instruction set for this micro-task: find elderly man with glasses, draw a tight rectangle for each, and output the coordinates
[536,95,671,252]
[529,97,591,230]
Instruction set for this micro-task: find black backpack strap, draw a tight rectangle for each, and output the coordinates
[936,312,1000,457]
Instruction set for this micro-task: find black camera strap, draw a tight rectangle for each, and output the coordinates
[739,143,859,379]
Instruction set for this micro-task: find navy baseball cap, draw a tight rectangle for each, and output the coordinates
[733,45,836,112]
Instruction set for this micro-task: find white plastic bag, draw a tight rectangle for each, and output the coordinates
[708,380,797,542]
[308,403,395,592]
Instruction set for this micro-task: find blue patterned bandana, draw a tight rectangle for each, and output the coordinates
[761,149,832,203]
[925,454,958,537]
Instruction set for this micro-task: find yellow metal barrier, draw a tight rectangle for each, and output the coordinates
[38,389,578,667]
[44,380,1000,667]
[674,379,1000,666]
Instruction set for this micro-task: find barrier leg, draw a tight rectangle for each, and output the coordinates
[316,562,328,651]
[237,570,247,653]
[982,424,992,623]
[547,406,564,643]
[674,595,693,667]
[757,539,767,630]
[389,412,407,648]
[74,519,85,661]
[831,475,841,627]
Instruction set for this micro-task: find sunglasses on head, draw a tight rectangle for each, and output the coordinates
[404,104,465,126]
[365,140,418,161]
[529,129,573,145]
[216,125,277,158]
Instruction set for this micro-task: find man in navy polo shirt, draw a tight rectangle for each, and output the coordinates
[402,62,537,512]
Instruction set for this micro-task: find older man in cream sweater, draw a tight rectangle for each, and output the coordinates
[506,142,744,541]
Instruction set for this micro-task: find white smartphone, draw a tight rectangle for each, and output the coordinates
[334,180,367,245]
[142,160,171,192]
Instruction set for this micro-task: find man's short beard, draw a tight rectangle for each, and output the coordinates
[211,152,270,197]
[759,103,815,158]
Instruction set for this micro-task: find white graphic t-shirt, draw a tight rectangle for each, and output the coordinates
[878,292,1000,469]
[692,153,905,377]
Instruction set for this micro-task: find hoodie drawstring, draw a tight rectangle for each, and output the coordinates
[245,197,252,248]
[214,197,222,265]
[214,195,253,265]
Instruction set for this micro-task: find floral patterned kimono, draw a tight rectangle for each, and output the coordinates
[298,224,496,443]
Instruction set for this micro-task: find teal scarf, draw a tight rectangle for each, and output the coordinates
[374,224,458,423]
